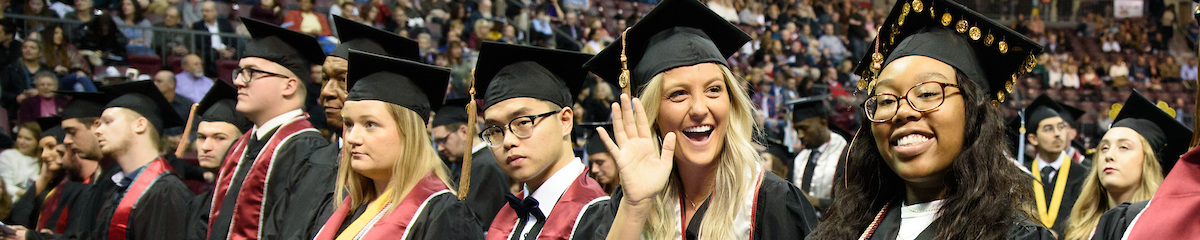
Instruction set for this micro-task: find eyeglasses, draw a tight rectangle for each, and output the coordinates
[478,110,561,147]
[433,131,454,146]
[233,67,289,83]
[864,81,959,122]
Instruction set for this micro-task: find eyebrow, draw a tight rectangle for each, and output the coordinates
[663,76,725,90]
[873,72,951,92]
[484,107,534,125]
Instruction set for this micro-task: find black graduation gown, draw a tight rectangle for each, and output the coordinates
[447,147,510,232]
[866,201,1054,240]
[25,165,122,240]
[90,173,193,239]
[329,193,484,239]
[188,189,213,240]
[1022,159,1088,234]
[1090,200,1149,240]
[207,127,332,240]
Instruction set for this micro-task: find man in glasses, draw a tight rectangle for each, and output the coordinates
[1016,94,1087,235]
[429,98,509,233]
[473,42,613,240]
[207,18,332,240]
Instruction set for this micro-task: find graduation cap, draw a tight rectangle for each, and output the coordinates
[241,17,327,84]
[786,94,832,122]
[101,81,187,131]
[474,41,594,110]
[579,122,614,156]
[197,81,253,133]
[582,0,751,97]
[1022,94,1065,136]
[59,91,112,120]
[1055,101,1085,130]
[432,98,472,128]
[853,0,1042,103]
[346,49,450,123]
[37,116,65,143]
[1110,90,1193,175]
[330,15,420,61]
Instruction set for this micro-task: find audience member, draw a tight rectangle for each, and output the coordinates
[0,20,21,69]
[174,54,212,102]
[191,1,236,75]
[3,39,50,117]
[16,72,65,125]
[153,7,192,56]
[283,0,332,36]
[63,0,95,43]
[179,0,205,26]
[77,15,130,66]
[249,0,282,25]
[0,122,39,202]
[113,0,155,55]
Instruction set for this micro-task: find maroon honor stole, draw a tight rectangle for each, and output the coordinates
[108,158,175,240]
[487,167,609,240]
[313,172,452,240]
[208,116,317,239]
[35,179,70,233]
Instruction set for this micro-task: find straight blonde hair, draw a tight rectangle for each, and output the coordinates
[638,64,760,239]
[334,102,455,215]
[1064,134,1163,240]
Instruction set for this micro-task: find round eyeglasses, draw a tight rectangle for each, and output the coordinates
[478,110,561,147]
[864,81,960,122]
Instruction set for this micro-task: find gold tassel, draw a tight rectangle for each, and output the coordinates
[175,103,199,157]
[459,68,478,200]
[618,27,632,97]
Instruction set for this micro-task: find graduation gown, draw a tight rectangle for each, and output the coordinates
[865,200,1054,240]
[486,166,612,240]
[448,144,510,232]
[90,158,192,240]
[188,187,214,240]
[207,114,332,240]
[25,163,122,240]
[1022,157,1088,234]
[313,173,483,240]
[1090,201,1148,240]
[788,132,848,212]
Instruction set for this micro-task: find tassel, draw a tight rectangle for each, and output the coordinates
[175,103,199,157]
[618,27,632,97]
[459,68,478,200]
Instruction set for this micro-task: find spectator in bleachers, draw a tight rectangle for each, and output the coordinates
[1131,56,1151,87]
[415,32,435,64]
[0,20,22,72]
[174,54,212,102]
[283,0,332,36]
[466,0,491,30]
[1049,61,1064,89]
[153,7,192,56]
[466,18,491,48]
[191,1,235,75]
[444,39,469,97]
[18,0,55,35]
[152,69,191,137]
[358,4,384,28]
[3,39,50,117]
[63,0,94,43]
[1081,66,1101,90]
[1182,58,1197,83]
[249,0,282,25]
[738,1,762,26]
[16,71,64,124]
[1063,65,1081,89]
[145,0,177,14]
[77,14,129,66]
[558,10,582,41]
[178,0,204,26]
[114,0,155,55]
[1110,59,1131,87]
[0,122,39,202]
[1161,56,1181,83]
[816,23,846,63]
[364,0,390,25]
[39,24,95,92]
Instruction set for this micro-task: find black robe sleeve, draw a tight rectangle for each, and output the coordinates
[753,172,819,240]
[570,193,617,240]
[404,193,484,240]
[1091,201,1149,240]
[260,132,333,240]
[127,175,192,240]
[187,191,213,240]
[24,167,120,240]
[461,149,510,233]
[6,181,44,226]
[1007,217,1055,240]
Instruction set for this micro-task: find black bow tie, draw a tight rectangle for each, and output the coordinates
[505,194,545,221]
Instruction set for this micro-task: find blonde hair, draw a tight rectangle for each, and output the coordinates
[1064,134,1163,240]
[334,103,455,214]
[638,64,760,239]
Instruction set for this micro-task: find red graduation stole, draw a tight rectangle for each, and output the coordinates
[208,115,317,239]
[35,179,70,233]
[1127,146,1200,239]
[313,172,451,240]
[486,167,608,240]
[108,158,175,240]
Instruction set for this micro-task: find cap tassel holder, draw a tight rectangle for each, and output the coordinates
[175,103,200,157]
[618,27,633,97]
[459,69,479,200]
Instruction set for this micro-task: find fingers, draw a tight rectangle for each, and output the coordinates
[660,132,676,163]
[632,97,651,139]
[620,94,638,138]
[609,101,628,146]
[597,127,621,161]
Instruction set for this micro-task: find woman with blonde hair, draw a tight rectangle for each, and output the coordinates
[582,0,818,238]
[1071,90,1191,240]
[312,50,481,240]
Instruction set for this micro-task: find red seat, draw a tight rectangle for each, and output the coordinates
[167,55,183,73]
[128,54,163,76]
[216,59,240,86]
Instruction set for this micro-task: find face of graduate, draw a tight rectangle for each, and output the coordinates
[483,98,572,184]
[96,108,145,157]
[589,152,617,185]
[794,117,828,149]
[39,136,61,171]
[1032,117,1068,158]
[656,63,730,166]
[1096,127,1146,193]
[431,124,466,162]
[342,100,403,181]
[870,56,965,186]
[195,121,242,169]
[321,57,349,132]
[234,57,299,122]
[62,118,102,160]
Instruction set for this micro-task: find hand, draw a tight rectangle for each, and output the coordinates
[54,65,69,74]
[599,94,675,207]
[172,45,189,55]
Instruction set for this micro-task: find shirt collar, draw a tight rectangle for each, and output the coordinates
[471,142,488,153]
[1036,151,1066,171]
[112,163,150,187]
[253,109,304,140]
[524,158,585,219]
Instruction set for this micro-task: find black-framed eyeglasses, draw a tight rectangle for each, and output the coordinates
[233,67,289,83]
[864,81,960,123]
[478,110,561,147]
[433,130,455,146]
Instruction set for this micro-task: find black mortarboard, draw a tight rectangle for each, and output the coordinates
[101,81,187,131]
[197,81,252,133]
[331,15,420,61]
[59,91,112,120]
[583,0,751,96]
[1023,94,1063,135]
[762,138,794,162]
[346,50,450,123]
[241,17,327,84]
[1111,90,1192,175]
[432,98,472,128]
[1055,101,1085,130]
[581,122,614,156]
[787,94,832,122]
[475,41,594,110]
[37,116,64,142]
[854,0,1042,103]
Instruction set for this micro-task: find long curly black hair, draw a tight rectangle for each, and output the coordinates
[809,71,1039,239]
